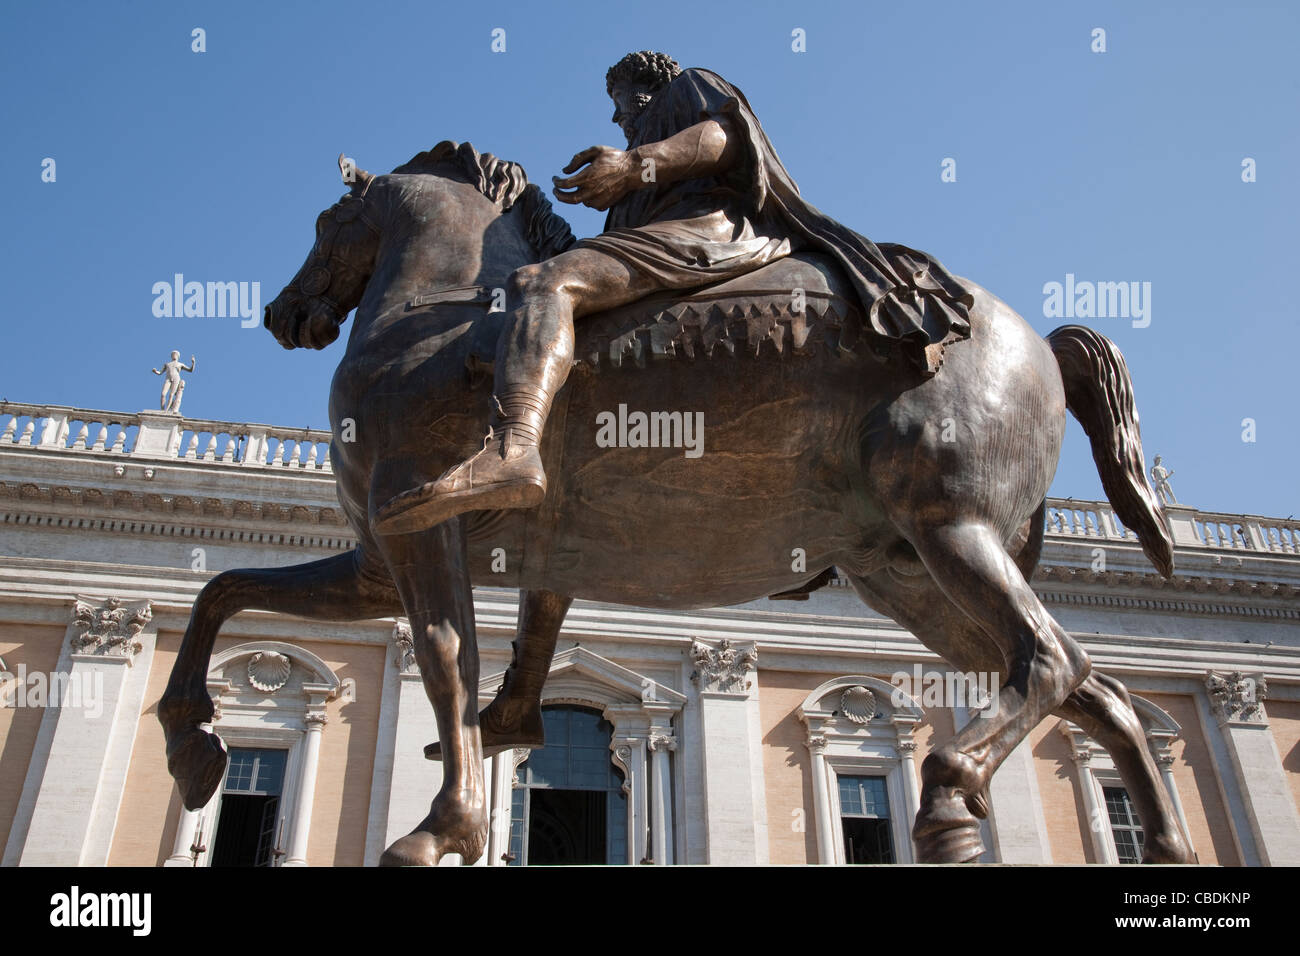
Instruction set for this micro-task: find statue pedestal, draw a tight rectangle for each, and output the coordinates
[1163,504,1202,548]
[134,411,182,460]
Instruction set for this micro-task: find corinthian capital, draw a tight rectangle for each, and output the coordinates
[1206,671,1268,723]
[70,596,152,659]
[393,621,417,674]
[689,638,756,694]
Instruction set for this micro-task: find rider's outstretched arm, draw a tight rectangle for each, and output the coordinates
[630,117,740,187]
[553,116,741,211]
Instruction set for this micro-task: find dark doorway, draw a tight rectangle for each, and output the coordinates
[842,817,895,864]
[507,706,629,865]
[527,789,607,864]
[211,794,279,867]
[211,748,286,867]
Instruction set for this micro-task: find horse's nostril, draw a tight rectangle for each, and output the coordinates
[263,304,274,328]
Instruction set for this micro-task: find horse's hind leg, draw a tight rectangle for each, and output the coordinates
[375,518,487,866]
[425,588,571,761]
[847,565,1193,863]
[891,522,1092,861]
[1058,673,1195,862]
[159,549,401,810]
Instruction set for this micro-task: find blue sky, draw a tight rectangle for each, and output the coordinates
[3,0,1296,518]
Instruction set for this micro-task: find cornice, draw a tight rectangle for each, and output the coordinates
[1033,565,1300,620]
[1,477,353,543]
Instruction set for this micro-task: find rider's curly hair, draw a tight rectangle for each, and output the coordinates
[605,51,682,97]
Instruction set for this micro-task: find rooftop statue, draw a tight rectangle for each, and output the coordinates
[151,351,195,414]
[1151,455,1178,506]
[159,52,1194,866]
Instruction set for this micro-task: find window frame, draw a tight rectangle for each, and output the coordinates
[164,640,340,868]
[1058,694,1191,865]
[799,675,924,866]
[831,771,901,865]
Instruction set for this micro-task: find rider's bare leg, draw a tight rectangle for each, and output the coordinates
[375,247,658,534]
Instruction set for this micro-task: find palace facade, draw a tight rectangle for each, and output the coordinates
[1,401,1298,866]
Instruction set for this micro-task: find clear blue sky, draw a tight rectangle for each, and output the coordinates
[3,1,1296,518]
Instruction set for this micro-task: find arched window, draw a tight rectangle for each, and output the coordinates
[164,641,341,868]
[1058,695,1194,864]
[798,675,924,865]
[506,706,628,865]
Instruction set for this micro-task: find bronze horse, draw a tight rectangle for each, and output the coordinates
[158,142,1195,865]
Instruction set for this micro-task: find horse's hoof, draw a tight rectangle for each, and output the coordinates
[379,831,444,867]
[166,728,228,811]
[914,786,985,863]
[379,809,487,866]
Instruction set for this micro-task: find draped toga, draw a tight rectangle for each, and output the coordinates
[576,68,973,374]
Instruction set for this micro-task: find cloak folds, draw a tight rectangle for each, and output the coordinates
[591,68,973,374]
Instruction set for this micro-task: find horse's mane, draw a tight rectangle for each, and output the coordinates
[393,140,575,260]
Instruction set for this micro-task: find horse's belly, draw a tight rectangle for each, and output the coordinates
[472,358,878,608]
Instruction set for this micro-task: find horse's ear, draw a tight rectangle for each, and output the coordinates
[338,153,374,193]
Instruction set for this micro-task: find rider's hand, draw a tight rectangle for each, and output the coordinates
[552,146,638,211]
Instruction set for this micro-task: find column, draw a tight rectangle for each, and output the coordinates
[1148,731,1196,860]
[969,695,1051,864]
[691,639,766,864]
[612,737,648,864]
[1206,672,1300,865]
[281,711,326,866]
[362,629,403,866]
[648,733,676,865]
[164,805,205,866]
[383,624,444,852]
[806,733,836,864]
[486,751,521,866]
[1060,723,1112,864]
[896,740,923,838]
[13,597,154,866]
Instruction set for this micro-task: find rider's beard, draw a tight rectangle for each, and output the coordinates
[621,93,653,147]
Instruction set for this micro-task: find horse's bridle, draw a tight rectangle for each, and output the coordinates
[297,176,382,320]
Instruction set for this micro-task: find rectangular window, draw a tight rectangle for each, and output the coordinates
[838,774,895,864]
[211,748,287,867]
[1103,785,1145,864]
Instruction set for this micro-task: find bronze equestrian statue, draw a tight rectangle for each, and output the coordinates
[374,52,973,535]
[158,51,1195,866]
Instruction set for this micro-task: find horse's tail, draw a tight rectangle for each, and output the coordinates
[1047,324,1173,578]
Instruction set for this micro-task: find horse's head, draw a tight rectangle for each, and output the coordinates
[265,155,383,349]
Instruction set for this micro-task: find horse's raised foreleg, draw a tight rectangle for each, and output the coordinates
[425,588,572,761]
[893,522,1091,862]
[376,518,487,866]
[159,549,400,811]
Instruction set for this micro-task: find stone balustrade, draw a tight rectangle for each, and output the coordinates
[1046,497,1299,556]
[1190,509,1300,555]
[4,401,1296,556]
[1045,501,1135,542]
[0,402,332,473]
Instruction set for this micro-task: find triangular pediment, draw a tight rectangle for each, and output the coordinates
[480,645,685,709]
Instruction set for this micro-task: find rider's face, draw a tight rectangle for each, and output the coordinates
[610,82,655,145]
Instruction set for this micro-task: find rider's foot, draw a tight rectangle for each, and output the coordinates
[374,433,546,535]
[425,698,545,761]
